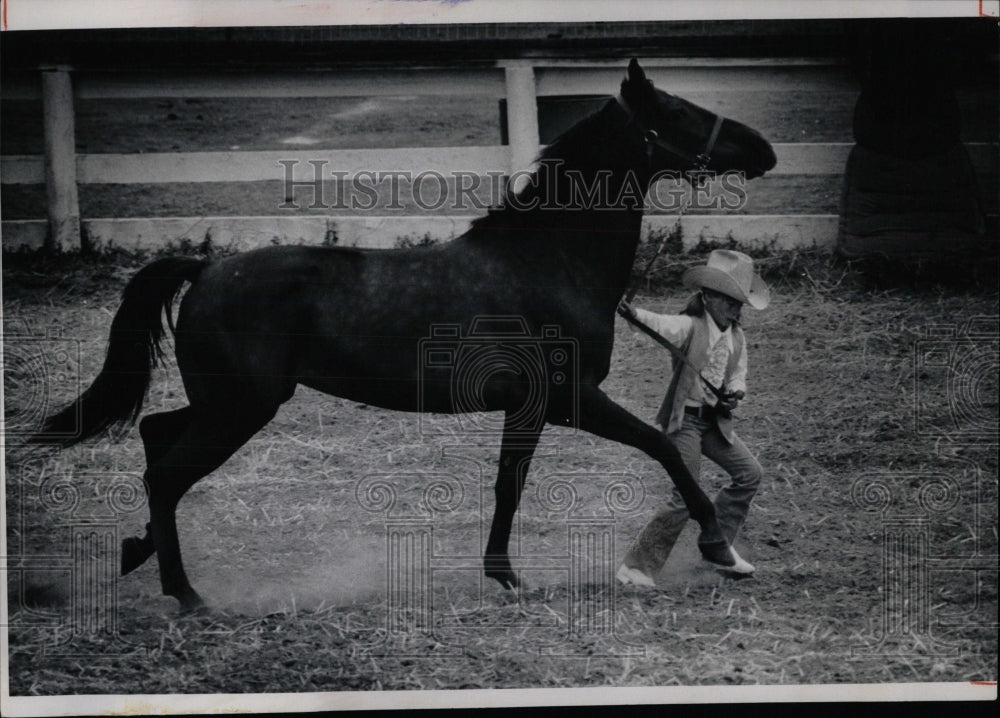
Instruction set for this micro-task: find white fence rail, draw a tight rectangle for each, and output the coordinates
[2,59,996,252]
[3,143,998,185]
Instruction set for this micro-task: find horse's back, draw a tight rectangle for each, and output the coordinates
[171,240,613,412]
[172,244,454,410]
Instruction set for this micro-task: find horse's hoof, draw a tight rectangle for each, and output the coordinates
[180,602,209,617]
[484,554,520,590]
[120,536,154,576]
[175,590,207,615]
[485,569,520,591]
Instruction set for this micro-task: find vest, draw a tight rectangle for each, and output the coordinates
[653,313,745,443]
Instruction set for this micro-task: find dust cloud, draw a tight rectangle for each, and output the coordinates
[202,542,387,615]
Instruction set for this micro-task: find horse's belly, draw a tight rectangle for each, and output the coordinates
[298,374,480,415]
[296,337,467,414]
[298,374,420,411]
[294,322,576,417]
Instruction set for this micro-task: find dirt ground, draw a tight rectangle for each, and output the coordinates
[2,249,997,694]
[2,78,998,699]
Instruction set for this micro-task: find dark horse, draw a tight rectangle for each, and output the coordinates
[38,60,776,611]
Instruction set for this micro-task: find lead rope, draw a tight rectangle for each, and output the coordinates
[617,181,729,402]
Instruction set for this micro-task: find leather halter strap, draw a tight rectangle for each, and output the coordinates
[615,93,724,171]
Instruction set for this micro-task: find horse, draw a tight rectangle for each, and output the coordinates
[35,59,776,612]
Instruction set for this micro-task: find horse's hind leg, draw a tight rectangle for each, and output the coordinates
[121,408,195,576]
[144,402,281,612]
[484,415,541,590]
[141,407,195,466]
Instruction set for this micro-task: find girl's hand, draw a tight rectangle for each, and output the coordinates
[617,299,637,320]
[719,390,744,412]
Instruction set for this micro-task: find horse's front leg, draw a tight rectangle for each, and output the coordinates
[574,385,734,566]
[484,412,541,590]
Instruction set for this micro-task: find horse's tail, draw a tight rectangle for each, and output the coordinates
[32,256,209,446]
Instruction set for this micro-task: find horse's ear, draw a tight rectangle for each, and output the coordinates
[622,58,650,103]
[627,58,646,84]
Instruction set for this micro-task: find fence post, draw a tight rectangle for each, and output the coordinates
[42,67,82,252]
[503,61,540,175]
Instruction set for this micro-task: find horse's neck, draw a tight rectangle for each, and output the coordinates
[534,141,648,298]
[469,109,655,302]
[564,208,643,290]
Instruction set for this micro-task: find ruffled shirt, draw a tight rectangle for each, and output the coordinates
[632,308,747,407]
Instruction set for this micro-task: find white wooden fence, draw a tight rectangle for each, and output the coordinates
[2,59,996,252]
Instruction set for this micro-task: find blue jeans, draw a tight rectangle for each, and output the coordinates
[623,413,763,576]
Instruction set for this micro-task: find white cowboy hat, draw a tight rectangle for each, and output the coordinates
[683,249,771,310]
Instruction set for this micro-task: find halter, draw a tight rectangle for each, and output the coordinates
[617,90,718,304]
[613,92,731,403]
[615,93,725,172]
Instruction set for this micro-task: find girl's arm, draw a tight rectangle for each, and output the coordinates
[631,307,694,346]
[726,333,748,396]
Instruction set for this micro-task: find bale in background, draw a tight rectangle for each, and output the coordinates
[837,19,991,262]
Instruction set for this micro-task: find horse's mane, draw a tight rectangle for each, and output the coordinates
[465,98,629,238]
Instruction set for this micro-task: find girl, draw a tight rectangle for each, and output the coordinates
[616,249,770,586]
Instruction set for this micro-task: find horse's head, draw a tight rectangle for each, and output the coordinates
[619,58,777,180]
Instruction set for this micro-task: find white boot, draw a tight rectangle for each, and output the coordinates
[615,564,656,587]
[706,545,755,577]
